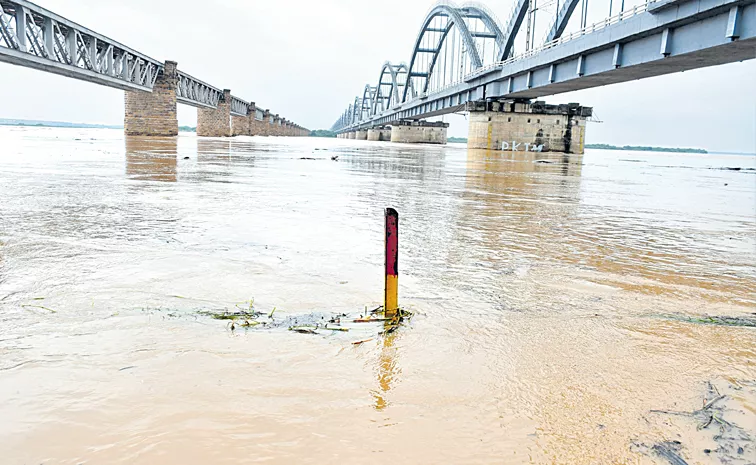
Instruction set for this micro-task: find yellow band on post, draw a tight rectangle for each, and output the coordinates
[385,274,398,317]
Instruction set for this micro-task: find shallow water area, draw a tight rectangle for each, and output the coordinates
[0,127,754,464]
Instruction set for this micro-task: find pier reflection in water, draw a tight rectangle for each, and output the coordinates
[0,128,753,464]
[125,136,178,182]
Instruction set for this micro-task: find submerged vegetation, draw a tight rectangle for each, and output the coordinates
[659,313,756,327]
[197,301,414,340]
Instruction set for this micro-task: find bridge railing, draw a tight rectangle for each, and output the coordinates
[465,0,653,79]
[0,0,163,91]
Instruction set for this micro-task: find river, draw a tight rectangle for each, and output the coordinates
[0,127,754,464]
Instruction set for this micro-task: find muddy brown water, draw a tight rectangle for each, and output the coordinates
[0,127,754,464]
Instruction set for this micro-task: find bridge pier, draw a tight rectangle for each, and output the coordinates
[271,115,281,136]
[347,132,356,140]
[231,111,250,136]
[259,110,271,136]
[390,121,448,144]
[367,127,391,141]
[355,130,368,140]
[247,103,261,136]
[197,89,232,137]
[124,60,178,137]
[466,100,591,154]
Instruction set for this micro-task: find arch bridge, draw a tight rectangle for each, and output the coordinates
[332,0,755,152]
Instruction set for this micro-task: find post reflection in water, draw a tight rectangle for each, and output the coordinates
[125,136,178,182]
[373,323,401,411]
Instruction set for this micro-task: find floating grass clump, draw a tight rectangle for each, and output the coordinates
[660,313,756,328]
[196,302,414,340]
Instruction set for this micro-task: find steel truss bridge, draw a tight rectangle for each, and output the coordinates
[332,0,755,132]
[0,0,304,126]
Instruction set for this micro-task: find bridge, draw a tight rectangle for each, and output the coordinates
[331,0,755,153]
[0,0,309,137]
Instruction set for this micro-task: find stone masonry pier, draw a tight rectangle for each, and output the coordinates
[123,61,308,138]
[125,61,179,136]
[197,89,232,137]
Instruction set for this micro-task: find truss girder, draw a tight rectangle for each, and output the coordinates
[0,0,308,132]
[176,71,222,109]
[230,95,249,117]
[0,0,162,91]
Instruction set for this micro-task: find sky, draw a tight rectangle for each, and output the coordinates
[0,0,754,153]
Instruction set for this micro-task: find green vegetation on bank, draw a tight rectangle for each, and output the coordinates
[311,129,336,138]
[586,143,707,154]
[448,137,468,143]
[179,126,196,132]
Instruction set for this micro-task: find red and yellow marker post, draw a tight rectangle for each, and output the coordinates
[384,208,399,317]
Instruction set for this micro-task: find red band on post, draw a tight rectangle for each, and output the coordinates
[385,208,398,277]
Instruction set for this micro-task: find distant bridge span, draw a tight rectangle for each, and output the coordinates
[0,0,309,137]
[332,0,755,138]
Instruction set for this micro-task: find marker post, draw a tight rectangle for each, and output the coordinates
[384,208,399,317]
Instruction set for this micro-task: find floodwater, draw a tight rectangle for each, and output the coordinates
[0,126,754,464]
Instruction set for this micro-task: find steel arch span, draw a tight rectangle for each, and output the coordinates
[332,1,508,131]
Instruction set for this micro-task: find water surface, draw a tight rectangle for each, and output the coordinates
[1,127,754,464]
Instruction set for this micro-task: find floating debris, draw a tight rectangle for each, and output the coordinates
[199,310,261,321]
[322,325,349,332]
[21,304,57,313]
[659,313,756,327]
[639,379,755,464]
[289,326,318,334]
[194,302,414,339]
[353,317,391,323]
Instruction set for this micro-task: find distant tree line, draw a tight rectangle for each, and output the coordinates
[586,143,707,154]
[311,129,337,138]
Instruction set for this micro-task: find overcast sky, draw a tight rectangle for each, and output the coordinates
[1,0,754,152]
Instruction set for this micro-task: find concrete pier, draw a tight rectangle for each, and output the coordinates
[347,132,356,140]
[367,127,391,141]
[125,61,178,136]
[355,129,368,140]
[466,100,591,154]
[390,121,448,144]
[198,89,232,137]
